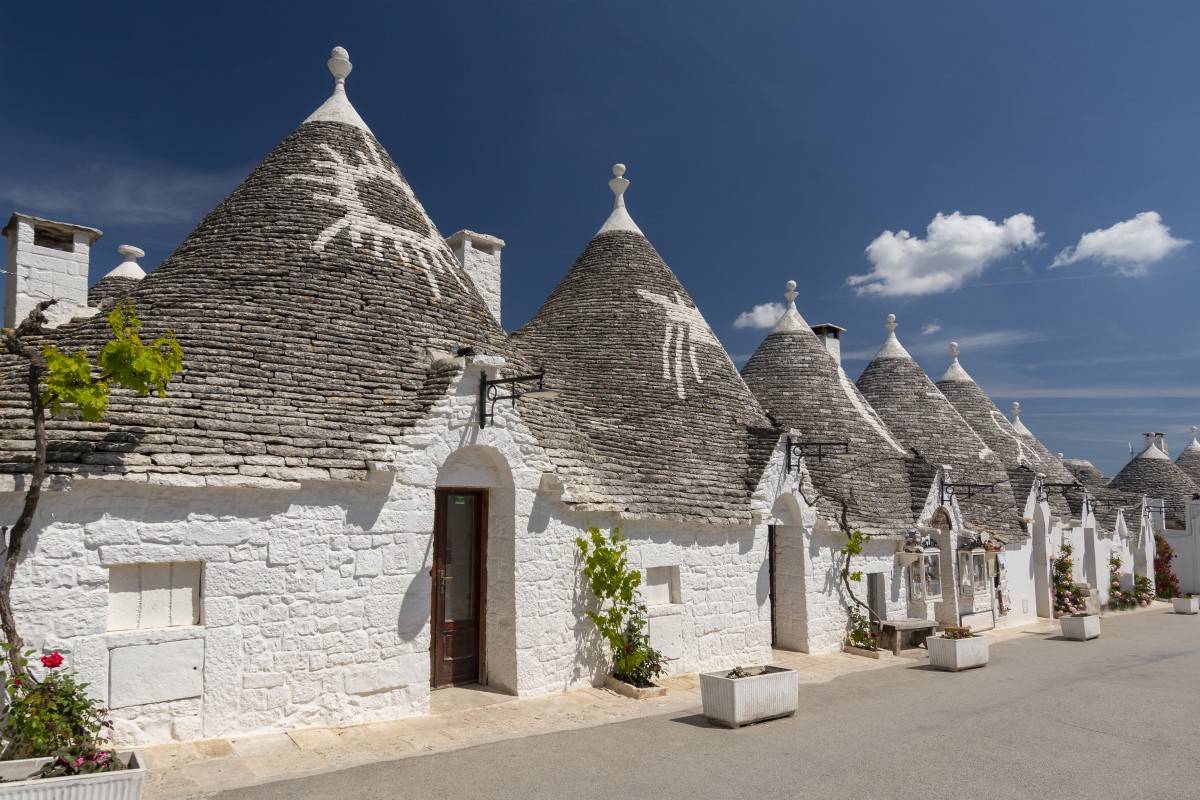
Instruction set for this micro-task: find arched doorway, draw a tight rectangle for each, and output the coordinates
[433,446,517,690]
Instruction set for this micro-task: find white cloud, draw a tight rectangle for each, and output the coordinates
[921,321,942,335]
[986,383,1200,400]
[0,159,242,226]
[847,211,1041,296]
[732,302,785,330]
[1050,211,1190,275]
[841,328,1043,361]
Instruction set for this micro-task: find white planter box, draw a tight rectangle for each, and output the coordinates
[927,636,989,672]
[1061,614,1101,640]
[700,666,798,728]
[1173,597,1199,615]
[0,752,143,800]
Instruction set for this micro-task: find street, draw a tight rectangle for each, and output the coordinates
[216,611,1200,800]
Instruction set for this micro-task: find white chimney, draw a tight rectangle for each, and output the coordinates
[1154,432,1168,455]
[1143,433,1155,452]
[445,230,504,327]
[810,323,846,365]
[3,213,102,329]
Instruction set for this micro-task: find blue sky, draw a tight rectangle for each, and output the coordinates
[2,1,1196,474]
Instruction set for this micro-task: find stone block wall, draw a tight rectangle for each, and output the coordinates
[0,478,430,746]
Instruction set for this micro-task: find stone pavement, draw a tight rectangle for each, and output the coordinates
[139,612,1110,799]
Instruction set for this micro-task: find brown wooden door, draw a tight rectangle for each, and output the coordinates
[431,489,485,688]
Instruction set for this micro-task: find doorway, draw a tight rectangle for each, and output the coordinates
[431,489,486,688]
[768,525,778,646]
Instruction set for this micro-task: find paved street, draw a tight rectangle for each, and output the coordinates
[216,611,1200,800]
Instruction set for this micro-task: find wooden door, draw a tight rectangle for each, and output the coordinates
[767,525,778,646]
[431,489,485,687]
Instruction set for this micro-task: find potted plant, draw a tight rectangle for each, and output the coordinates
[927,626,989,672]
[1051,543,1088,617]
[1060,613,1101,640]
[842,607,884,659]
[700,665,798,728]
[576,528,668,699]
[0,649,144,798]
[1173,595,1199,615]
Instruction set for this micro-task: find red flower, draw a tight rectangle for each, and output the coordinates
[41,651,63,669]
[624,644,634,654]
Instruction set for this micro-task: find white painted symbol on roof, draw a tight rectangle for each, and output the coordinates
[636,289,720,399]
[288,136,467,300]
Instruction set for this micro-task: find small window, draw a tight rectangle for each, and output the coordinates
[33,227,74,252]
[644,566,681,606]
[909,552,942,601]
[958,550,988,597]
[107,563,202,631]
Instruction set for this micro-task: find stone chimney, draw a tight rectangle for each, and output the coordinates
[1143,433,1155,452]
[1154,432,1168,455]
[3,213,102,329]
[445,230,504,327]
[810,323,846,365]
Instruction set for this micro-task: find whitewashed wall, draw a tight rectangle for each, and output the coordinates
[0,357,792,747]
[0,477,428,745]
[787,530,907,655]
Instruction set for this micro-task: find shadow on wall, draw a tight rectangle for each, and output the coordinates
[397,535,433,644]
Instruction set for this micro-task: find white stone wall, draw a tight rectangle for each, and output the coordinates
[0,477,429,745]
[792,529,907,655]
[996,536,1038,628]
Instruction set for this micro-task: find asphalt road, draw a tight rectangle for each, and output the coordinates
[217,611,1200,800]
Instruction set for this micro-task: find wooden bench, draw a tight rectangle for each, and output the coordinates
[877,619,937,655]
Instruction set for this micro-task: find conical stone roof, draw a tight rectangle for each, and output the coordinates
[934,347,1077,518]
[1108,440,1199,529]
[0,48,509,485]
[1176,427,1200,486]
[856,315,1022,538]
[740,281,913,534]
[513,165,776,523]
[1063,458,1106,487]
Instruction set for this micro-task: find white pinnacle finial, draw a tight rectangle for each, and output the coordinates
[939,339,972,382]
[874,313,910,359]
[303,46,369,130]
[1192,425,1198,438]
[771,279,808,333]
[597,162,642,235]
[328,47,352,88]
[609,164,629,206]
[1012,401,1021,419]
[105,244,147,280]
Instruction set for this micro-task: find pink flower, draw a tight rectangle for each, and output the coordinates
[74,756,84,767]
[40,651,63,669]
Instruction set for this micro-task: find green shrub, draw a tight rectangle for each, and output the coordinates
[0,648,121,773]
[576,528,666,687]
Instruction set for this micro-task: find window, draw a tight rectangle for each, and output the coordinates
[908,552,941,601]
[32,227,74,252]
[958,550,987,597]
[107,563,202,631]
[644,566,681,606]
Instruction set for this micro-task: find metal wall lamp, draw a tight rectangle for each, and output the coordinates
[939,479,997,507]
[1036,481,1077,503]
[478,370,559,428]
[785,437,850,473]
